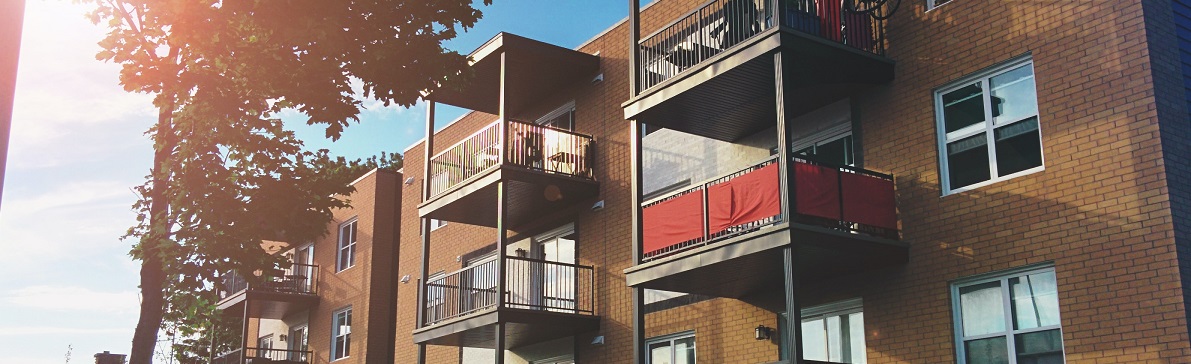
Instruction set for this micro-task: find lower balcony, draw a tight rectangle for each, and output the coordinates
[627,157,908,308]
[212,347,312,364]
[413,256,600,349]
[216,263,319,319]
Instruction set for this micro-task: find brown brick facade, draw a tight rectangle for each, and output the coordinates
[391,0,1191,363]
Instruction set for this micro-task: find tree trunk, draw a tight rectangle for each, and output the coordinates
[130,104,175,364]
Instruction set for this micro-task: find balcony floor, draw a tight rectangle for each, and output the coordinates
[413,307,600,349]
[624,28,894,142]
[418,166,599,228]
[625,222,907,311]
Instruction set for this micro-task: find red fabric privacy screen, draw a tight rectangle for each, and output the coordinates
[840,172,897,230]
[642,192,704,255]
[794,161,841,220]
[842,12,874,51]
[707,164,781,234]
[818,0,842,41]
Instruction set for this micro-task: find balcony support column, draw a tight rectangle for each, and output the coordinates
[499,51,509,163]
[240,299,249,364]
[416,100,435,364]
[496,180,508,308]
[630,118,646,364]
[783,246,804,363]
[495,322,507,364]
[629,0,640,97]
[775,49,804,364]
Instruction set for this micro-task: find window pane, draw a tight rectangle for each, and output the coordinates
[826,315,843,361]
[802,319,828,361]
[675,337,696,364]
[994,117,1042,176]
[960,281,1005,336]
[947,134,991,189]
[965,336,1010,364]
[649,342,672,364]
[1010,271,1061,330]
[815,136,854,166]
[942,82,986,134]
[848,312,867,364]
[1015,329,1064,364]
[989,65,1038,125]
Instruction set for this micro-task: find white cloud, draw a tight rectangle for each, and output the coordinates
[0,326,131,336]
[3,285,140,315]
[0,180,136,271]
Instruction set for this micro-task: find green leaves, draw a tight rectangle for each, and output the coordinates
[85,0,485,360]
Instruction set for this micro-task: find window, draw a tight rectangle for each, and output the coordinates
[952,266,1065,364]
[780,298,867,363]
[538,101,575,130]
[928,0,955,9]
[935,57,1042,194]
[336,219,357,272]
[647,332,696,364]
[331,307,352,360]
[794,131,855,167]
[257,334,273,357]
[430,219,447,231]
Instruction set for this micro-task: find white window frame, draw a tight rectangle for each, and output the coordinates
[330,306,352,361]
[536,101,576,131]
[927,0,955,10]
[791,123,855,167]
[935,56,1044,195]
[430,218,448,231]
[336,219,357,272]
[801,298,866,363]
[950,265,1066,364]
[646,331,697,364]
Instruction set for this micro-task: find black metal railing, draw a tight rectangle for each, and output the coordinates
[636,0,887,91]
[422,256,595,326]
[213,347,312,364]
[427,120,596,197]
[218,263,319,300]
[640,156,898,262]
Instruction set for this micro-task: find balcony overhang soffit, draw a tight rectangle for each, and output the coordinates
[426,32,600,116]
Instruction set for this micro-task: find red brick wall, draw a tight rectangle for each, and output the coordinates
[391,0,1191,363]
[304,170,400,364]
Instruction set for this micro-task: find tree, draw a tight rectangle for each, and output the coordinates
[82,1,487,362]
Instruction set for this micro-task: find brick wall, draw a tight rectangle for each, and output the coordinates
[391,0,1191,363]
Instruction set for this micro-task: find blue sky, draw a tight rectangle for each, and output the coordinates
[0,1,630,362]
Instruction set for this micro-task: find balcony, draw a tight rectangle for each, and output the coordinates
[418,120,598,228]
[212,347,312,364]
[627,156,907,307]
[216,263,319,319]
[625,0,894,142]
[413,256,599,348]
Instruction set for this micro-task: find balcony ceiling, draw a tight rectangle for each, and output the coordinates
[413,308,600,349]
[216,291,318,320]
[428,32,601,116]
[419,167,599,228]
[624,30,895,142]
[625,223,908,312]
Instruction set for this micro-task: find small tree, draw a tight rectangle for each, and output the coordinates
[82,1,486,362]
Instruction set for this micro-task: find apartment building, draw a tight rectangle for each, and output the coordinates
[213,169,402,364]
[396,0,1191,363]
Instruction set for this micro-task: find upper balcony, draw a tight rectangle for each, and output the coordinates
[412,255,599,349]
[625,0,895,142]
[418,119,598,227]
[627,156,907,308]
[216,263,319,319]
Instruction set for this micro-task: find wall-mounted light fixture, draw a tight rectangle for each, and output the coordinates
[404,177,416,185]
[755,325,773,341]
[280,334,288,342]
[400,274,411,284]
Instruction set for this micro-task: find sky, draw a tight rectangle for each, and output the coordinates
[0,1,630,363]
